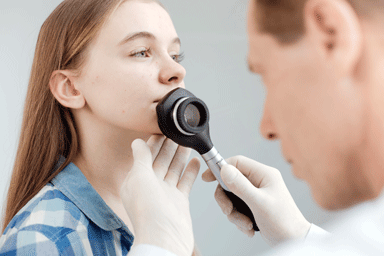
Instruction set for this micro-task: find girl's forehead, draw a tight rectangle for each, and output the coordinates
[110,1,169,26]
[98,1,177,45]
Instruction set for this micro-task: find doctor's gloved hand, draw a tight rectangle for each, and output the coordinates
[202,156,311,247]
[120,135,200,256]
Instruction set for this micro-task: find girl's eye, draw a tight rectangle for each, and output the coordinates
[131,48,150,58]
[172,52,185,63]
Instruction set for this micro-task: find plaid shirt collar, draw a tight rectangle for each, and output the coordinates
[51,156,132,234]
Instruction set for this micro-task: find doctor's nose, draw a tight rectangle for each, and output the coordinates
[159,57,186,86]
[260,106,278,141]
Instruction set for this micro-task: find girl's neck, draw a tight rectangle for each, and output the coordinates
[70,109,152,234]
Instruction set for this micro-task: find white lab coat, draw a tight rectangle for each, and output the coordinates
[264,191,384,256]
[129,191,384,255]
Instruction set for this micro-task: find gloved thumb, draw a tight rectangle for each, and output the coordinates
[221,164,258,203]
[131,139,153,172]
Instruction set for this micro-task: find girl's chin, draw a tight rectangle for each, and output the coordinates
[146,124,163,136]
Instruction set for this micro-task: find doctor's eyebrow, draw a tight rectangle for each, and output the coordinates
[119,31,181,46]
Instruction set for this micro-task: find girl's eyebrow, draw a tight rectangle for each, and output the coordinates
[118,31,181,46]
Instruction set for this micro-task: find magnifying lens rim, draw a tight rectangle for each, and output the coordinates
[176,97,209,134]
[172,97,195,136]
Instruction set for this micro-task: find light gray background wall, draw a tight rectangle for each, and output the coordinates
[0,0,337,255]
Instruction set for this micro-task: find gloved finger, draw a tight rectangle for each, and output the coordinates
[202,168,216,182]
[236,225,255,238]
[131,139,153,171]
[177,157,200,196]
[225,156,281,187]
[152,138,179,179]
[214,184,233,216]
[164,146,192,186]
[220,164,259,204]
[146,135,167,161]
[227,209,254,231]
[121,139,155,201]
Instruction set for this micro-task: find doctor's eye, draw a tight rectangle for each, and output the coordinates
[172,52,185,63]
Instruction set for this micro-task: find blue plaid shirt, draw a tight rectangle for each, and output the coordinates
[0,157,135,255]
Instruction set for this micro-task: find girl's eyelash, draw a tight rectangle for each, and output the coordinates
[173,52,185,63]
[130,48,184,63]
[130,48,151,57]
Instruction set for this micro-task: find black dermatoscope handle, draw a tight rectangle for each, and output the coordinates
[156,88,259,232]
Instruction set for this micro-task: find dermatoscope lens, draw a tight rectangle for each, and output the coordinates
[184,103,200,127]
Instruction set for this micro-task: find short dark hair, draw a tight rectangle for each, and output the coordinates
[256,0,380,44]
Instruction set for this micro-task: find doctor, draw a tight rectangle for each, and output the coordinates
[122,0,384,255]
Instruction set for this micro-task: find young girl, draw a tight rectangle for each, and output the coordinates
[0,0,200,254]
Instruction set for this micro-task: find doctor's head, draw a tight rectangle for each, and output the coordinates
[247,0,384,210]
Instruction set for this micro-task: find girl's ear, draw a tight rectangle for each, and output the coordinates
[49,70,85,109]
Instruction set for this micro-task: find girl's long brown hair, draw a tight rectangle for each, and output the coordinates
[1,0,128,233]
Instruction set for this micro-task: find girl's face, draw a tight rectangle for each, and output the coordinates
[73,0,186,134]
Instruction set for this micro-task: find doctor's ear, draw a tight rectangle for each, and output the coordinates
[304,0,362,76]
[49,70,85,109]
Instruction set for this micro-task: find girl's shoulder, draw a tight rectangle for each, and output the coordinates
[1,182,90,244]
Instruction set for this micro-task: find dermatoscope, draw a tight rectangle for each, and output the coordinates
[156,87,259,231]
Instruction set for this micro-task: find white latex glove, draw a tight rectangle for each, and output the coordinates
[120,135,200,256]
[202,156,311,246]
